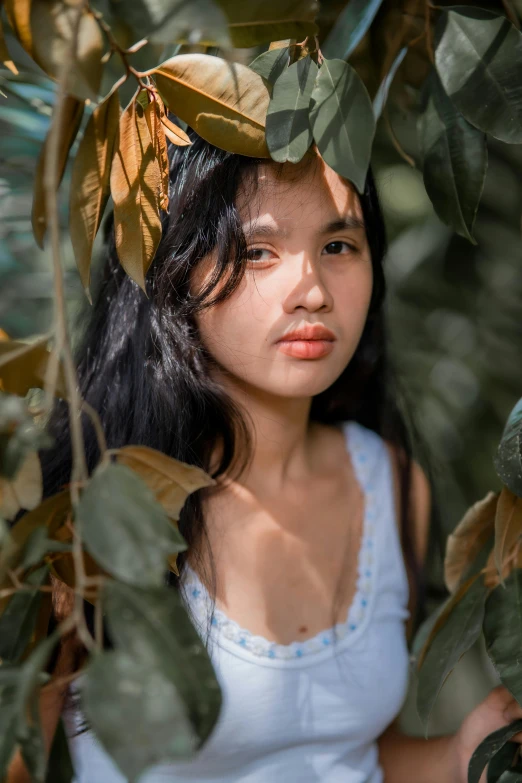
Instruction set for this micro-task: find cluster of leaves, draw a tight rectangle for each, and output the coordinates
[1,0,521,297]
[414,397,522,781]
[0,335,221,782]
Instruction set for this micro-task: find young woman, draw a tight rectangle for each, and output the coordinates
[8,131,522,783]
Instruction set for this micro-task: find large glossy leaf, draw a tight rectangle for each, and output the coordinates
[484,569,522,703]
[322,0,385,60]
[153,54,271,158]
[82,650,198,780]
[77,462,187,588]
[309,58,375,193]
[82,579,222,780]
[122,0,230,47]
[217,0,318,47]
[444,491,498,593]
[486,740,521,782]
[418,70,487,243]
[103,580,222,742]
[32,96,84,249]
[115,445,215,520]
[70,89,121,299]
[434,7,522,144]
[495,397,522,498]
[266,57,318,163]
[416,572,487,732]
[249,47,290,86]
[494,488,522,585]
[0,564,49,663]
[29,1,103,103]
[468,719,522,783]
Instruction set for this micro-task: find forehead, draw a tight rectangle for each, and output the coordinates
[236,153,364,229]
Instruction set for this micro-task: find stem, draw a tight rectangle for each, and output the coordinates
[43,0,94,652]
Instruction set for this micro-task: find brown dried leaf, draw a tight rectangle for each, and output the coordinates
[32,95,84,249]
[444,490,499,594]
[0,451,43,520]
[4,0,33,57]
[115,444,215,519]
[153,53,270,157]
[0,336,67,398]
[110,96,163,291]
[0,15,18,74]
[70,89,121,298]
[494,486,522,584]
[161,113,192,146]
[30,2,104,103]
[145,98,170,211]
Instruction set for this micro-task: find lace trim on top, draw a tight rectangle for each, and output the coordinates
[180,420,377,660]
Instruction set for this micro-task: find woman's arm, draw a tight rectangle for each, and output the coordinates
[377,719,460,783]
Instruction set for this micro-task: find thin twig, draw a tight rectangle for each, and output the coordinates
[81,400,108,459]
[383,108,416,167]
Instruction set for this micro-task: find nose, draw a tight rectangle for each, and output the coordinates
[281,254,334,314]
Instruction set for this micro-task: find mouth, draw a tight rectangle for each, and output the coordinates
[276,339,335,360]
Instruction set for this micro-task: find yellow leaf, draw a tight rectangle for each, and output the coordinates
[153,54,271,157]
[0,15,18,74]
[0,336,67,398]
[161,113,192,146]
[115,444,215,520]
[0,451,43,520]
[144,98,170,211]
[444,490,498,594]
[494,486,522,585]
[32,95,84,249]
[110,96,163,291]
[70,89,121,298]
[4,0,33,57]
[30,2,104,103]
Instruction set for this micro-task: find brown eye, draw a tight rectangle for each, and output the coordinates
[246,248,273,263]
[322,241,355,255]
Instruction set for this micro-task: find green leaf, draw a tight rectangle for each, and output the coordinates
[434,7,522,144]
[102,580,221,743]
[81,580,222,781]
[0,564,49,663]
[266,56,318,163]
[416,573,487,733]
[82,650,199,780]
[309,58,375,193]
[373,46,407,119]
[0,685,17,782]
[487,740,520,782]
[123,0,231,47]
[469,720,522,783]
[20,527,72,572]
[418,70,487,243]
[483,569,522,702]
[44,718,74,783]
[494,397,522,498]
[78,463,187,588]
[322,0,385,60]
[248,47,290,85]
[217,0,319,48]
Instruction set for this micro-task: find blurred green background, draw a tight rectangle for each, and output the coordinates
[1,28,521,742]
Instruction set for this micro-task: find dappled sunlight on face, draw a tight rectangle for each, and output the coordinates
[190,150,373,403]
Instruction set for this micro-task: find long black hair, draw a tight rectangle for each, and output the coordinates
[42,129,431,662]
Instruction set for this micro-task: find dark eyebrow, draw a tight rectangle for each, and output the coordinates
[243,216,365,239]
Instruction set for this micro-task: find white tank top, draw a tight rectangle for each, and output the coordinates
[63,420,412,782]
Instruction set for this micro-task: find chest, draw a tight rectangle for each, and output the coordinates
[190,460,366,646]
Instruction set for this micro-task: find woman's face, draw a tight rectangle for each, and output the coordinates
[190,152,373,401]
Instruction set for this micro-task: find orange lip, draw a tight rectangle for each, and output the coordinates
[277,324,336,342]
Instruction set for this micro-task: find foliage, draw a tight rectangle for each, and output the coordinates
[0,0,521,780]
[414,397,522,779]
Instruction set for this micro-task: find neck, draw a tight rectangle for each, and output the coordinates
[214,371,316,495]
